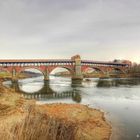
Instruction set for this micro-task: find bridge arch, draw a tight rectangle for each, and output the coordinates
[82,66,105,74]
[91,67,105,74]
[49,66,74,76]
[17,67,45,79]
[111,67,126,74]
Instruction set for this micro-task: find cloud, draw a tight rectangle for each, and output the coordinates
[0,0,140,62]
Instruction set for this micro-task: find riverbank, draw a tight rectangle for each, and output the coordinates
[0,84,111,140]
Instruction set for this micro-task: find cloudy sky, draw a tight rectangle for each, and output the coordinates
[0,0,140,62]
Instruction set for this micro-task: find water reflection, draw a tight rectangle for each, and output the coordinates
[8,77,82,103]
[97,78,140,87]
[6,77,140,103]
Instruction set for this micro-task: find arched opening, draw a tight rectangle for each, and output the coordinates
[49,67,73,88]
[18,68,44,93]
[50,67,73,78]
[110,68,124,75]
[0,69,11,79]
[18,68,45,79]
[82,67,104,78]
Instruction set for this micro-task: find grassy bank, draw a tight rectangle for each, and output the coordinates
[0,83,111,140]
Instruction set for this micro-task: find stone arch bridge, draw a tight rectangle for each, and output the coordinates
[0,55,131,82]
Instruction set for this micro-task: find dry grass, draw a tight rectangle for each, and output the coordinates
[12,106,76,140]
[0,85,111,140]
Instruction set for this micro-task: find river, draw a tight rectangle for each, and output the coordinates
[3,76,140,140]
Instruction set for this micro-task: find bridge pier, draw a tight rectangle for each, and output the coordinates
[71,78,83,86]
[71,55,83,82]
[72,75,83,83]
[12,68,18,83]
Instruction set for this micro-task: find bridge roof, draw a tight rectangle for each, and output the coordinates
[81,60,129,65]
[0,59,72,63]
[0,59,130,65]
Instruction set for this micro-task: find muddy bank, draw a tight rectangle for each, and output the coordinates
[0,85,111,140]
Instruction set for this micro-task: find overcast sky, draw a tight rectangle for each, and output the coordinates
[0,0,140,62]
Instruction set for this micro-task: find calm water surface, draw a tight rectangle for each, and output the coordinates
[3,76,140,140]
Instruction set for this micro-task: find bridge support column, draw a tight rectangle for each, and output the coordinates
[44,69,49,81]
[71,55,83,82]
[12,68,18,83]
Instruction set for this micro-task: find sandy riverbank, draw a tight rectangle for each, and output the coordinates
[0,84,111,140]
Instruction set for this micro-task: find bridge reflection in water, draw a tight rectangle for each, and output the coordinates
[10,80,82,103]
[7,77,140,104]
[96,78,140,87]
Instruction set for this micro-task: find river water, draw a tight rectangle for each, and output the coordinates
[3,76,140,140]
